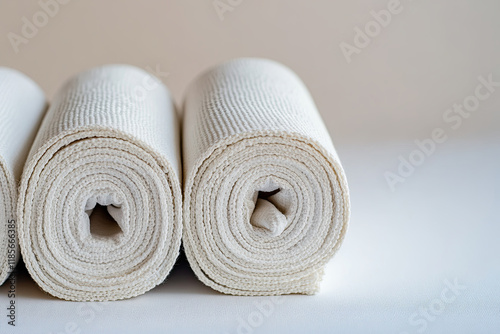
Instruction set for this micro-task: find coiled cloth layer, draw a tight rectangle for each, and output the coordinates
[0,68,46,285]
[18,65,182,301]
[182,58,350,295]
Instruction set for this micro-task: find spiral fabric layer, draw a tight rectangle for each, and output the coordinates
[18,65,182,301]
[182,58,350,295]
[0,67,46,285]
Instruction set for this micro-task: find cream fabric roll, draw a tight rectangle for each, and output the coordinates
[182,58,350,295]
[0,68,46,285]
[18,65,182,301]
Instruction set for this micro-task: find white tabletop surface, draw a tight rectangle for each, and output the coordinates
[0,1,499,332]
[1,135,498,334]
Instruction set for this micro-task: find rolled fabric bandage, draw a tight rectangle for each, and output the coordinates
[0,68,46,285]
[182,58,350,295]
[18,65,182,301]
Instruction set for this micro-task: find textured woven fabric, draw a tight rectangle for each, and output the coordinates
[0,68,46,285]
[17,65,182,301]
[182,58,350,295]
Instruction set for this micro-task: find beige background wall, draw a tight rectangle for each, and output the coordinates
[1,0,499,146]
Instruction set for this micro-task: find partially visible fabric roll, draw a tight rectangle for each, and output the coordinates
[182,58,350,296]
[0,68,46,285]
[18,65,182,301]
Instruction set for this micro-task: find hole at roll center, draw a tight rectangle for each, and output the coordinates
[87,203,123,239]
[250,180,290,237]
[257,188,281,200]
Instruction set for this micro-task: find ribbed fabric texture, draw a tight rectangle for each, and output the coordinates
[182,58,350,295]
[17,65,182,301]
[0,68,46,285]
